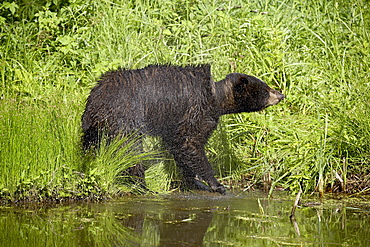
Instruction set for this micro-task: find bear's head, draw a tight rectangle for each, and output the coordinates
[218,73,284,114]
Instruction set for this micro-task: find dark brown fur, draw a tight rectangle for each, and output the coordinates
[82,64,284,194]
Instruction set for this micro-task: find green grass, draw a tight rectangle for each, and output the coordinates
[0,0,369,201]
[0,98,82,201]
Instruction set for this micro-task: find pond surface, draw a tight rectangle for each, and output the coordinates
[1,191,369,246]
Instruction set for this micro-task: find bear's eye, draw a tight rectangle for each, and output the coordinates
[234,77,249,95]
[240,77,249,85]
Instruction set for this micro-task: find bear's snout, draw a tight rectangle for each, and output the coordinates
[266,90,284,107]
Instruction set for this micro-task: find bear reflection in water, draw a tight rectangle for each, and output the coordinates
[119,209,213,246]
[82,65,284,194]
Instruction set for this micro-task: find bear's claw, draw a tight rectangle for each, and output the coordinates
[211,185,226,195]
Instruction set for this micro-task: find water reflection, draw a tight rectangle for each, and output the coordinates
[0,192,369,246]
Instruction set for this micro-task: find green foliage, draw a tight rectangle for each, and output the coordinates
[88,133,158,194]
[0,0,369,201]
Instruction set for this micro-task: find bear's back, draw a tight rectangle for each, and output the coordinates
[83,65,215,136]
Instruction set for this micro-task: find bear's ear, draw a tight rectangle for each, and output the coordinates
[233,76,249,95]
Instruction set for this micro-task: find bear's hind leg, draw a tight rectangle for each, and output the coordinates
[126,163,148,193]
[122,137,148,193]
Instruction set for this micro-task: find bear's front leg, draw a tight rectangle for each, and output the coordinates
[168,139,226,195]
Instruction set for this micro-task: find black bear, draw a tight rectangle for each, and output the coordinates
[82,64,284,194]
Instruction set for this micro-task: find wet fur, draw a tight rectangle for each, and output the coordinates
[82,64,284,194]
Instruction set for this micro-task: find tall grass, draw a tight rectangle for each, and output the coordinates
[0,0,369,201]
[0,98,82,200]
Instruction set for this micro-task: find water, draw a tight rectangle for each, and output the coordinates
[0,191,369,246]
